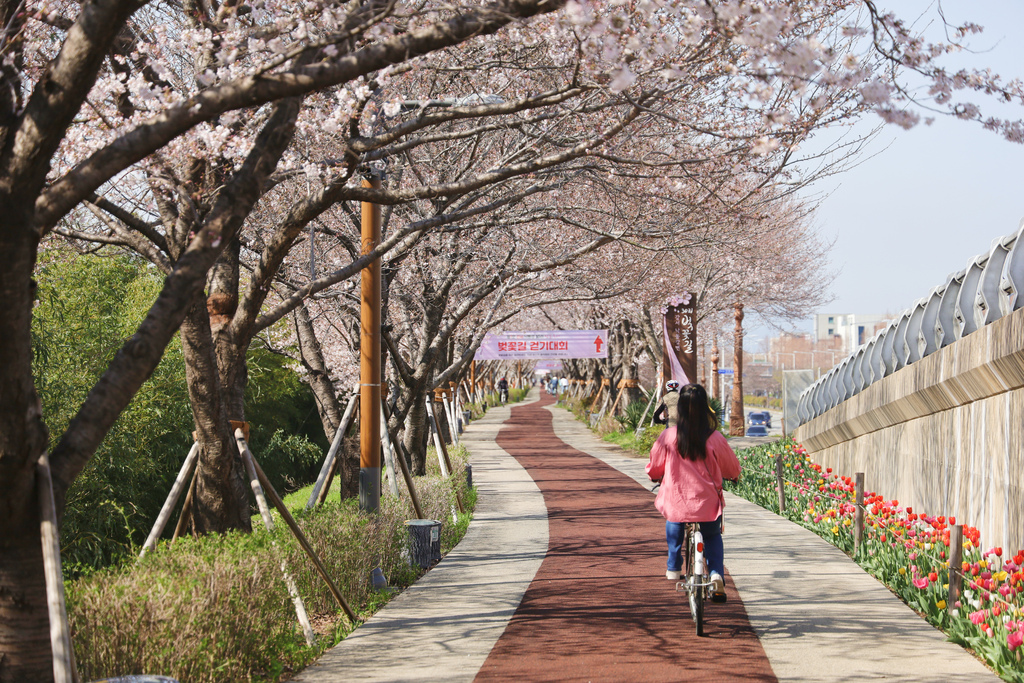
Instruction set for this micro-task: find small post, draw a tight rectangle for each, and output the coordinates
[948,524,964,615]
[775,454,786,513]
[37,453,79,683]
[853,472,865,556]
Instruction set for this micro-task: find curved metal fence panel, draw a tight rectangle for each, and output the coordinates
[797,220,1024,425]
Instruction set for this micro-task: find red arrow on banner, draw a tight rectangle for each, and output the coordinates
[594,336,604,354]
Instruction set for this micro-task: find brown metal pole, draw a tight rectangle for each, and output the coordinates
[730,302,745,436]
[711,338,720,408]
[853,472,865,556]
[470,360,476,402]
[360,172,382,512]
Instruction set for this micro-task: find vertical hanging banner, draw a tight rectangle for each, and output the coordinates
[663,293,697,384]
[474,330,608,360]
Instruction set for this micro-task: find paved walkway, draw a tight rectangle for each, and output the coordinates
[296,392,998,682]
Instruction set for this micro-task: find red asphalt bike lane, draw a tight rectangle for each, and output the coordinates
[474,394,776,682]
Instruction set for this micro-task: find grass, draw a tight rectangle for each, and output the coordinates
[68,443,476,683]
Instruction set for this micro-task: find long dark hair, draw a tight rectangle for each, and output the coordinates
[675,383,719,461]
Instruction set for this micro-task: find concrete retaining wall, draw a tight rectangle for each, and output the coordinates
[794,305,1024,552]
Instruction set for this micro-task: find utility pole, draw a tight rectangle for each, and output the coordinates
[359,171,382,512]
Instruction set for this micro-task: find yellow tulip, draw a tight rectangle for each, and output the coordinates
[936,600,946,610]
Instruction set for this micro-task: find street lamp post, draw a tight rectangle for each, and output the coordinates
[356,92,504,512]
[359,170,383,513]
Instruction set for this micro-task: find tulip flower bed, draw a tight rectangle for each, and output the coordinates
[725,438,1024,682]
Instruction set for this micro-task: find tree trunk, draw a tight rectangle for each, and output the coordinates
[402,393,429,475]
[730,303,745,437]
[618,320,642,410]
[179,296,251,534]
[0,212,55,682]
[0,520,52,682]
[294,303,343,441]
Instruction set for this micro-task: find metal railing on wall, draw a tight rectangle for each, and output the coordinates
[797,219,1024,424]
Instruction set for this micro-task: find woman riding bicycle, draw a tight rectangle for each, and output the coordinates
[646,383,740,603]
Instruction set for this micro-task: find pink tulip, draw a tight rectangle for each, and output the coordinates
[1008,630,1024,652]
[912,577,929,589]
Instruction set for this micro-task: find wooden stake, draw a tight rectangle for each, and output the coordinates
[381,398,425,519]
[37,453,79,683]
[426,400,465,515]
[236,430,358,624]
[634,388,658,437]
[775,454,786,513]
[307,392,359,510]
[171,471,197,542]
[427,399,450,478]
[441,394,459,447]
[853,473,865,556]
[318,399,359,505]
[949,524,964,615]
[379,403,401,498]
[141,442,199,558]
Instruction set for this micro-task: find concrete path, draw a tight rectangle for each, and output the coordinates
[296,391,998,682]
[295,401,548,682]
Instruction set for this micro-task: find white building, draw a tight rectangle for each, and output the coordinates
[812,313,891,355]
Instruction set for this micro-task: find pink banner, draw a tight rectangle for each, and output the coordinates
[475,330,608,360]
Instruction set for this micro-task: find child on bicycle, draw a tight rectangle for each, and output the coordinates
[652,379,681,425]
[646,383,740,602]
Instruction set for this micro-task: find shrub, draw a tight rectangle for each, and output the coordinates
[615,400,650,432]
[69,451,475,683]
[33,249,327,574]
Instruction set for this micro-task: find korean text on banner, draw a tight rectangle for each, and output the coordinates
[474,330,609,360]
[663,293,697,384]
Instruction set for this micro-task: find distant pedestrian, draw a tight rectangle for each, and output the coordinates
[558,376,568,394]
[646,383,740,603]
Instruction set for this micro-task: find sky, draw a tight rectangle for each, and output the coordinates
[746,0,1024,350]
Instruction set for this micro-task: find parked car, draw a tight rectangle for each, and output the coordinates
[746,424,770,437]
[748,411,771,428]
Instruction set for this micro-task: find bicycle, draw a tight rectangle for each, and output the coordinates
[676,522,711,636]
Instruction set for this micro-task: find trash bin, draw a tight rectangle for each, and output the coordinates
[406,519,442,568]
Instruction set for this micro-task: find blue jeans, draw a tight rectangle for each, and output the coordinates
[666,518,723,576]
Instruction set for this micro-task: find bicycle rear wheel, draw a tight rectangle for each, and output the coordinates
[684,525,704,636]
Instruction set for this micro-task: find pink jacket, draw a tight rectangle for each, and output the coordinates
[645,428,741,523]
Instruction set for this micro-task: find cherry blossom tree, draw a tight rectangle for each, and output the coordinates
[4,0,1022,677]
